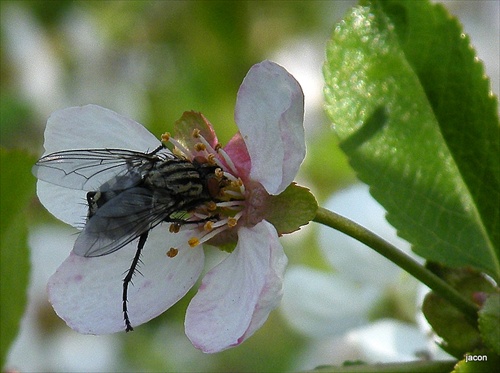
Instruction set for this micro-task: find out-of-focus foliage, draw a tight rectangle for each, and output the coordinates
[0,149,36,369]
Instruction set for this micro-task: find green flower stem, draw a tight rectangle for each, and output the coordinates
[313,206,478,324]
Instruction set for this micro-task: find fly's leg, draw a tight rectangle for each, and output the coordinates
[122,231,148,332]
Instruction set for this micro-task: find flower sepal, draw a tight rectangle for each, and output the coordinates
[264,183,318,235]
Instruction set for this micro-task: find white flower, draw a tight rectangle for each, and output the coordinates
[34,60,305,353]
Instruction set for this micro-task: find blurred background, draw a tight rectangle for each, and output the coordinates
[1,1,498,371]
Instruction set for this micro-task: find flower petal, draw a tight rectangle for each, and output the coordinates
[234,60,305,194]
[37,105,161,227]
[223,132,251,179]
[185,220,286,353]
[37,181,87,228]
[48,227,204,334]
[42,104,160,155]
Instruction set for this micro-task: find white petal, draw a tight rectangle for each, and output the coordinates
[48,227,204,334]
[37,105,161,228]
[37,181,87,228]
[185,221,286,353]
[42,105,160,155]
[281,266,379,338]
[235,60,305,194]
[319,184,415,287]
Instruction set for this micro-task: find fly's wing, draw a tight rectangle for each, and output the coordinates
[73,187,179,257]
[32,148,167,191]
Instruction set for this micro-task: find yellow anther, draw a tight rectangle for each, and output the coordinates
[166,247,179,258]
[204,221,214,231]
[214,143,222,152]
[188,237,200,247]
[161,132,171,142]
[227,217,238,228]
[169,223,180,233]
[194,142,206,151]
[192,128,201,138]
[206,201,217,211]
[207,153,216,165]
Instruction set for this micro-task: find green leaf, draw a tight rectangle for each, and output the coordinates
[0,149,37,367]
[478,293,500,355]
[323,0,500,280]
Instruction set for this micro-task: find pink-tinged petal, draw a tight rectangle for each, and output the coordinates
[48,228,204,334]
[234,60,305,195]
[43,105,160,155]
[223,132,251,180]
[185,220,286,353]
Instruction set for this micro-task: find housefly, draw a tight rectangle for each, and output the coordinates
[33,145,225,331]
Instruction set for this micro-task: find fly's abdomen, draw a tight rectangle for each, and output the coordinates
[145,158,205,197]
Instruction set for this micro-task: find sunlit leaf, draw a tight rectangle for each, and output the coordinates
[324,0,499,279]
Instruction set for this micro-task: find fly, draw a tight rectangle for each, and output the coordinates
[33,144,225,331]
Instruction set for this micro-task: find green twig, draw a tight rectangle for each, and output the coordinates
[313,207,478,324]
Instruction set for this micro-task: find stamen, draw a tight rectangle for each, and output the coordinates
[223,190,243,199]
[161,132,171,142]
[206,201,217,211]
[217,147,238,175]
[195,132,218,154]
[204,221,214,231]
[168,137,192,159]
[207,153,217,165]
[227,217,238,228]
[232,178,243,187]
[194,142,206,152]
[194,226,227,246]
[188,237,200,247]
[192,128,201,138]
[169,223,181,233]
[216,200,245,208]
[166,247,179,258]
